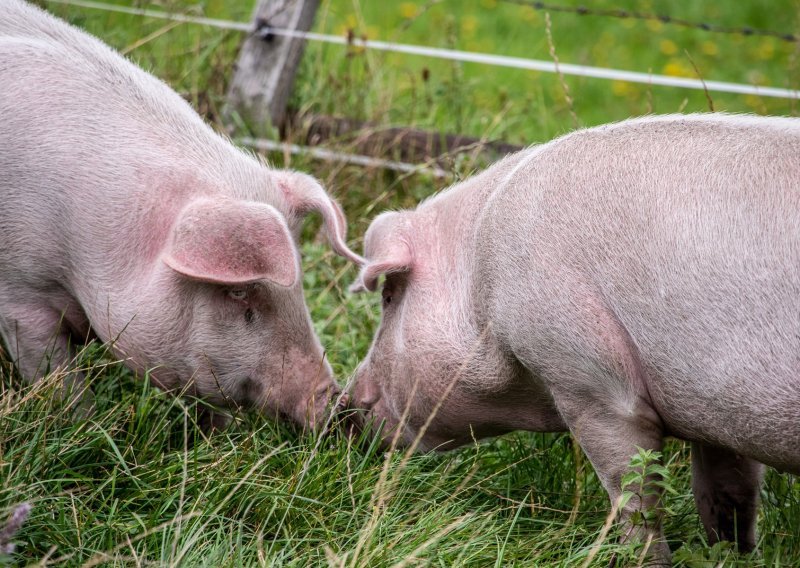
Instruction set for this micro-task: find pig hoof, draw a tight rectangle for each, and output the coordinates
[197,408,232,434]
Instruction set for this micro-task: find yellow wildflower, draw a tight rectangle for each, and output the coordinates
[399,2,417,19]
[461,15,478,36]
[521,7,538,23]
[745,95,763,109]
[646,19,663,32]
[663,60,692,77]
[756,39,775,60]
[612,81,631,96]
[659,39,678,56]
[701,41,718,56]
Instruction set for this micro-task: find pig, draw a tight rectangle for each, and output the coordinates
[350,114,800,563]
[0,0,362,430]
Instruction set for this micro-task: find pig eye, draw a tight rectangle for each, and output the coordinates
[244,308,255,324]
[381,276,403,310]
[228,289,247,301]
[381,285,393,307]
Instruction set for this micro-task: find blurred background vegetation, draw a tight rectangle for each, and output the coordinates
[3,0,799,565]
[45,0,800,144]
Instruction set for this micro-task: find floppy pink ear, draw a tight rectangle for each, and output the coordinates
[274,170,365,265]
[349,211,413,293]
[163,198,299,287]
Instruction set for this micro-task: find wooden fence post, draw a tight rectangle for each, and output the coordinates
[226,0,320,135]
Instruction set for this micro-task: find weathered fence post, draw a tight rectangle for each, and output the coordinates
[226,0,320,135]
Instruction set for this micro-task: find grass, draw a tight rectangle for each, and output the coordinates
[302,0,800,142]
[3,0,800,565]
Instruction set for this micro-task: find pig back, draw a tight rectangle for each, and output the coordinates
[0,0,264,291]
[478,114,800,471]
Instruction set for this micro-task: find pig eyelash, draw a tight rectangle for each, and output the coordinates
[228,289,257,323]
[228,289,247,301]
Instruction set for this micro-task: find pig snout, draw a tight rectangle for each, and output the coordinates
[326,390,369,440]
[348,368,376,433]
[278,366,348,432]
[309,386,372,440]
[347,368,410,450]
[302,380,342,430]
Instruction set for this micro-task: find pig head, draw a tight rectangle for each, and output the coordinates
[350,114,800,563]
[130,186,349,429]
[0,0,362,430]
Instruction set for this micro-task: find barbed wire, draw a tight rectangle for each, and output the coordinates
[501,0,799,43]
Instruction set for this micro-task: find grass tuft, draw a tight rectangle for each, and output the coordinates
[4,0,799,565]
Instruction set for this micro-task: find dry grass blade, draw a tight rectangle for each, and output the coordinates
[121,20,184,55]
[389,514,475,568]
[544,12,579,129]
[581,494,625,568]
[684,49,715,112]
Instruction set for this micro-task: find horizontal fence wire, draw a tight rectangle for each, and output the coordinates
[46,0,800,100]
[238,137,452,179]
[502,0,799,43]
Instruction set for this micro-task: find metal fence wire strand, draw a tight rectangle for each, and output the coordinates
[44,0,800,101]
[502,0,799,43]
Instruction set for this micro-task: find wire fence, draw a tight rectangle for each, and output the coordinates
[46,0,800,101]
[239,137,452,179]
[41,0,800,176]
[501,0,799,43]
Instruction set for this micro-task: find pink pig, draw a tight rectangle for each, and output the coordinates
[350,114,800,563]
[0,0,362,429]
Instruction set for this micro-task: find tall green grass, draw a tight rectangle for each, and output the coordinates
[3,0,799,565]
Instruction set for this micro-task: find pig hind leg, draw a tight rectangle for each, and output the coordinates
[555,386,671,565]
[519,296,672,563]
[691,442,763,552]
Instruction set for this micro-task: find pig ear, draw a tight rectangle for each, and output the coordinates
[163,198,299,287]
[349,211,413,293]
[273,170,365,265]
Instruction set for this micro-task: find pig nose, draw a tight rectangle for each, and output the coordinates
[335,393,365,439]
[335,391,351,412]
[351,370,380,410]
[327,386,372,440]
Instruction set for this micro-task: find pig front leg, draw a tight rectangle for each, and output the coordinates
[691,442,763,552]
[0,301,91,409]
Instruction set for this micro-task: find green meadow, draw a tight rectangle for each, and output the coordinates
[2,0,799,565]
